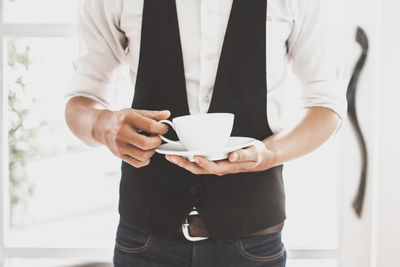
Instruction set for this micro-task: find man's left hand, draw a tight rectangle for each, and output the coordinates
[165,140,275,176]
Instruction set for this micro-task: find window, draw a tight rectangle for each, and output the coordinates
[0,0,375,266]
[0,0,120,261]
[3,0,80,23]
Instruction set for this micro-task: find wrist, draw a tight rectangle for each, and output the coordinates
[91,109,112,145]
[262,138,279,168]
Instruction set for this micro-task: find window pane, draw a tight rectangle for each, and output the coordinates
[279,74,340,249]
[5,37,121,248]
[4,0,80,24]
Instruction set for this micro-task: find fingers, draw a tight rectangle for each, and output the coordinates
[166,154,254,176]
[131,132,163,150]
[121,143,156,162]
[131,113,169,134]
[166,155,207,175]
[117,124,163,150]
[228,145,258,163]
[136,109,171,120]
[194,156,253,176]
[122,109,170,134]
[102,108,171,169]
[118,140,157,168]
[193,157,221,173]
[121,154,150,168]
[134,109,171,134]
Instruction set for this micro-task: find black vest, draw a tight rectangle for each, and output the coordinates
[119,0,285,243]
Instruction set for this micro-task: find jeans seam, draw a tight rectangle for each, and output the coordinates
[116,234,154,254]
[236,239,286,262]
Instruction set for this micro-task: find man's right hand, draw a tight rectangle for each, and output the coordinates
[93,108,170,168]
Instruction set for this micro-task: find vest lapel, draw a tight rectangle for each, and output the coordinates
[132,0,190,118]
[208,0,271,139]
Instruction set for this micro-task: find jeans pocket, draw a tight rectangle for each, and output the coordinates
[236,232,286,262]
[115,217,154,254]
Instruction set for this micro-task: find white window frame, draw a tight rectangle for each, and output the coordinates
[0,0,382,265]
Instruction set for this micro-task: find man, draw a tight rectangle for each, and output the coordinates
[65,0,347,266]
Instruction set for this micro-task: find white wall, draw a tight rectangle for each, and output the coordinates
[342,0,400,266]
[340,0,382,266]
[375,0,400,266]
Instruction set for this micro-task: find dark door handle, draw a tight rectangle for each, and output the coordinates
[347,27,369,217]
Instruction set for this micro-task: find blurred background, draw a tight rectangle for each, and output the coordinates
[0,0,399,266]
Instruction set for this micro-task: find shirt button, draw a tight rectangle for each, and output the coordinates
[189,186,200,197]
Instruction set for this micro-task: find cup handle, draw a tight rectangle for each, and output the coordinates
[159,120,182,146]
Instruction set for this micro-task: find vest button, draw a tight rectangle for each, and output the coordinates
[189,186,200,197]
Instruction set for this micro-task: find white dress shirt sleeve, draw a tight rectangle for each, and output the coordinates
[287,0,348,123]
[64,0,128,109]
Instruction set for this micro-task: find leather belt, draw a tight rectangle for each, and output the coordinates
[180,210,284,241]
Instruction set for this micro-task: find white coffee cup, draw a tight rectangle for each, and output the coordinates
[159,113,234,151]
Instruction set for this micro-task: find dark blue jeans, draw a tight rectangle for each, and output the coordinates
[113,217,286,267]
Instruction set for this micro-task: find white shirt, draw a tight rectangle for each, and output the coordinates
[65,0,347,134]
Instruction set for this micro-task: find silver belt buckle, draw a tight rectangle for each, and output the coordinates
[181,210,209,241]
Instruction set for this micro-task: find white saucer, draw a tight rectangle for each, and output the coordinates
[156,136,257,162]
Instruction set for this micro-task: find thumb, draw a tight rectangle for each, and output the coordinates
[229,147,256,163]
[136,109,171,121]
